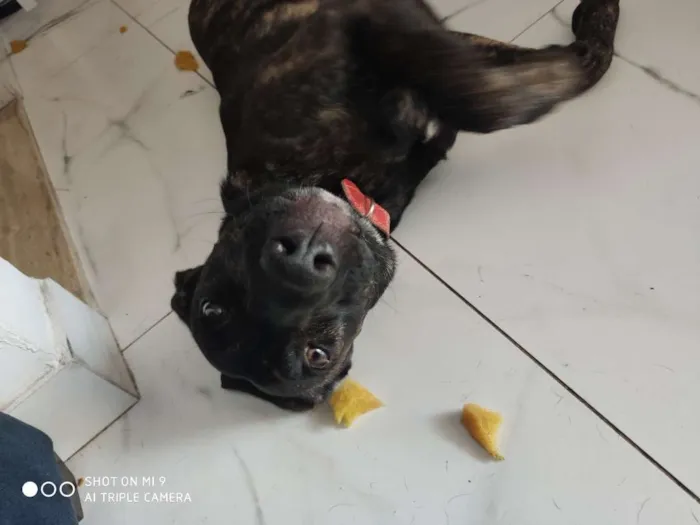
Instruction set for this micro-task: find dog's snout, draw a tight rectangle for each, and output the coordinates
[261,229,338,291]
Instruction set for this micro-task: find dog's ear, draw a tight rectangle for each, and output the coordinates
[220,171,251,215]
[171,266,203,322]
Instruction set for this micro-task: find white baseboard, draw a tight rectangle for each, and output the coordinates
[15,0,38,11]
[1,258,139,459]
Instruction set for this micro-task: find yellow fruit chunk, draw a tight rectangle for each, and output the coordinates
[461,403,504,460]
[329,379,382,427]
[174,51,199,72]
[10,40,27,54]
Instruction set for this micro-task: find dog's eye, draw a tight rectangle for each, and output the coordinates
[201,301,224,317]
[304,347,330,369]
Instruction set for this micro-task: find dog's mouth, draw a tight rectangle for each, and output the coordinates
[230,370,331,400]
[216,341,353,403]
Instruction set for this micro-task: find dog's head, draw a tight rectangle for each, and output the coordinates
[171,180,396,408]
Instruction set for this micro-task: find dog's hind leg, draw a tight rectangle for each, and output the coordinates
[356,0,620,134]
[447,0,613,69]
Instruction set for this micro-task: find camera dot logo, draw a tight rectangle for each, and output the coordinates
[59,482,77,498]
[40,482,57,497]
[22,481,77,498]
[22,482,39,498]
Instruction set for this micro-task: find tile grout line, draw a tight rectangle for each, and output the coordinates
[66,310,174,460]
[440,0,491,22]
[108,0,215,89]
[391,238,700,505]
[121,310,174,353]
[509,0,566,43]
[66,402,137,462]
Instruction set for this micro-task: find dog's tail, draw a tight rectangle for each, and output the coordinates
[355,0,619,133]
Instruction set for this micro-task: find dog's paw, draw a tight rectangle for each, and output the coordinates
[572,0,620,40]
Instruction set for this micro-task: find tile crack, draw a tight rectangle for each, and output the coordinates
[16,0,95,43]
[232,447,266,525]
[441,0,493,22]
[615,53,700,107]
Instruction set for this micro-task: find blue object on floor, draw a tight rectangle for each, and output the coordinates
[0,413,78,525]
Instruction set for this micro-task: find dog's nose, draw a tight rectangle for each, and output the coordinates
[261,229,338,291]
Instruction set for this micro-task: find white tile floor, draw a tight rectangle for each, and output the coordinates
[1,0,700,522]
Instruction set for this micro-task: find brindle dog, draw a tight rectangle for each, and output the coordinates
[172,0,620,410]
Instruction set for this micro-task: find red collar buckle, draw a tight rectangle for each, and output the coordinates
[341,179,391,236]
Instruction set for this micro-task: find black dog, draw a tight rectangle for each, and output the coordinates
[172,0,620,410]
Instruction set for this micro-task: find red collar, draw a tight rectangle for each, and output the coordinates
[341,179,391,236]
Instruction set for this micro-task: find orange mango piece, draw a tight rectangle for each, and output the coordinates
[330,379,382,427]
[174,51,199,72]
[461,403,505,460]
